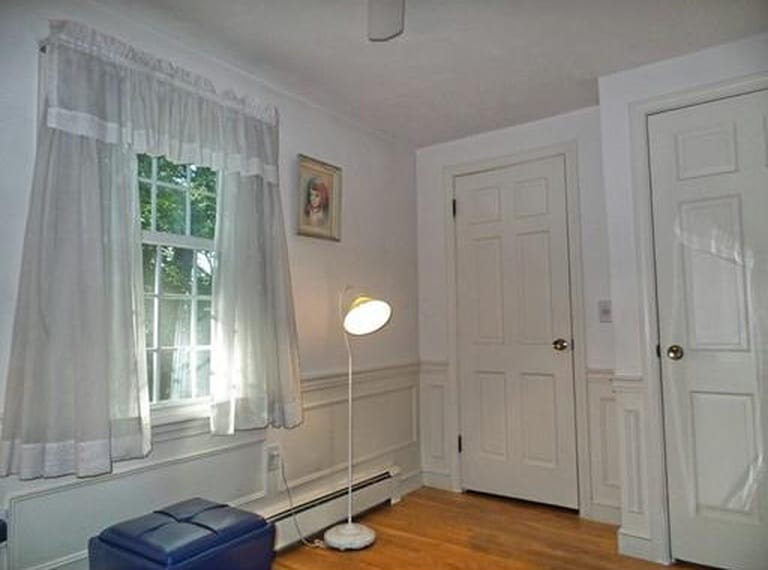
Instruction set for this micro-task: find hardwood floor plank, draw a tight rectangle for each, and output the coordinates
[275,487,705,570]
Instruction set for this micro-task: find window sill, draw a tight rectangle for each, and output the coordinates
[151,398,211,443]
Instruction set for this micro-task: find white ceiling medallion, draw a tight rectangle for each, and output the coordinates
[368,0,404,41]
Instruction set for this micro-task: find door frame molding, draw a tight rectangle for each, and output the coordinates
[627,72,768,563]
[442,141,593,516]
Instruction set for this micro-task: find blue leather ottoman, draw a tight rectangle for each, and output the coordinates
[89,498,275,570]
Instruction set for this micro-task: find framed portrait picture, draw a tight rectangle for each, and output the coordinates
[297,154,342,241]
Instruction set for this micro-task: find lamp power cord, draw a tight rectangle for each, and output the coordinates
[279,457,326,549]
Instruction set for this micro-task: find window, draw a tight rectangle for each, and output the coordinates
[138,154,217,407]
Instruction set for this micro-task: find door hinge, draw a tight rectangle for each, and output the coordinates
[452,198,457,218]
[656,344,661,358]
[458,435,463,453]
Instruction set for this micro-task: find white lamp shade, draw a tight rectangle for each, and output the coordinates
[342,296,392,336]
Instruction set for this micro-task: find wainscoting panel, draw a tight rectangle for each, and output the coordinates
[419,362,452,488]
[425,384,446,463]
[0,363,421,570]
[587,371,621,521]
[613,377,651,542]
[268,364,420,499]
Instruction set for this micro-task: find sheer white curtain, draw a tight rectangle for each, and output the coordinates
[0,125,150,479]
[211,173,302,433]
[1,21,302,479]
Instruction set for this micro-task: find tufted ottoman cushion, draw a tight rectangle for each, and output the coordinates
[89,498,275,569]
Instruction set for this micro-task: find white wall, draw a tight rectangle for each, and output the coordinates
[0,1,420,567]
[599,32,768,563]
[416,106,613,370]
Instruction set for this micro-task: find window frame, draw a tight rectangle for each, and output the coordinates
[137,154,218,426]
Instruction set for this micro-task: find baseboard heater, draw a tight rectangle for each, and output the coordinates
[267,470,395,550]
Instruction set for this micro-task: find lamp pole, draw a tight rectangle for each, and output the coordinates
[345,330,353,525]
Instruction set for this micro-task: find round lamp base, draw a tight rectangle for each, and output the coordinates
[324,522,376,550]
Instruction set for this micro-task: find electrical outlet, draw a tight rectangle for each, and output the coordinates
[267,444,281,472]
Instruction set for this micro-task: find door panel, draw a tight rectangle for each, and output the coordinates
[680,197,748,350]
[519,231,554,342]
[456,154,577,508]
[649,88,768,568]
[478,371,508,459]
[472,238,504,342]
[521,372,558,467]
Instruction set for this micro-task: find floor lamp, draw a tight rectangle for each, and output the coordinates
[324,291,392,550]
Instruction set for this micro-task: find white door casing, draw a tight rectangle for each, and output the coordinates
[649,88,768,568]
[455,154,578,508]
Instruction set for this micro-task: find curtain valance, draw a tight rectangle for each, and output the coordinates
[44,20,278,181]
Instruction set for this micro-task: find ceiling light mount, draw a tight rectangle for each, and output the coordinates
[368,0,404,42]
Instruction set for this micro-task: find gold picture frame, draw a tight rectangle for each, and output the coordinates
[297,154,342,241]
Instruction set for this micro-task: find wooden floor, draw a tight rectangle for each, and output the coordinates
[275,487,704,570]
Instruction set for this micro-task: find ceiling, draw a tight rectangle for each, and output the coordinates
[106,0,768,147]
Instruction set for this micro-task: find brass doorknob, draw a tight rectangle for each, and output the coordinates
[666,345,684,361]
[552,338,570,351]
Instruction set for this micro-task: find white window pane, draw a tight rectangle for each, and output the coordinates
[197,300,211,345]
[139,155,216,405]
[139,181,152,230]
[157,156,188,186]
[195,250,214,295]
[190,165,217,192]
[159,299,191,347]
[196,349,210,397]
[160,246,193,295]
[191,189,216,239]
[142,245,157,293]
[156,187,186,234]
[144,299,155,349]
[159,349,191,401]
[138,153,152,180]
[147,351,156,401]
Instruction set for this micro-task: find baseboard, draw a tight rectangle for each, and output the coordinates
[421,470,453,490]
[269,471,397,550]
[618,530,670,565]
[618,530,653,561]
[583,503,621,525]
[396,469,423,500]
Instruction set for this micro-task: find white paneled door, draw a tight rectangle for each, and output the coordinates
[649,88,768,568]
[455,154,578,508]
